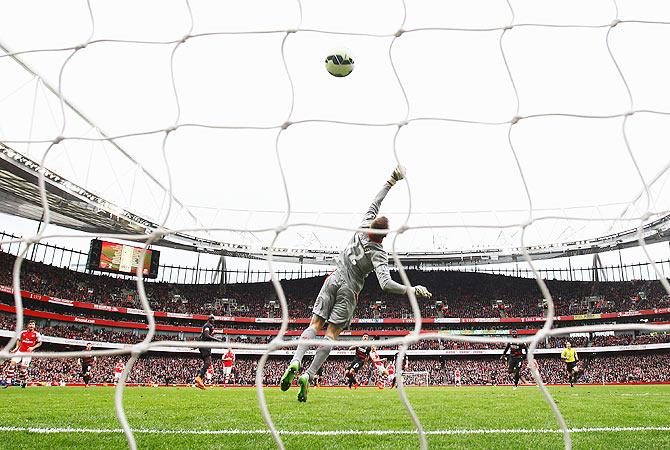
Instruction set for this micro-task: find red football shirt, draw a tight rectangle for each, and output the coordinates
[18,330,41,352]
[223,351,235,367]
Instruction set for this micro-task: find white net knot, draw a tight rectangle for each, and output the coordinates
[24,236,41,245]
[52,135,65,144]
[179,34,190,44]
[503,25,513,31]
[274,224,288,234]
[395,29,405,38]
[150,228,168,240]
[280,121,292,130]
[131,343,149,355]
[624,110,635,117]
[165,126,177,134]
[610,19,621,27]
[286,28,297,34]
[511,115,521,125]
[74,43,87,50]
[398,120,408,128]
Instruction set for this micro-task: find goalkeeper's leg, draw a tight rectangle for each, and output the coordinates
[282,315,325,391]
[298,324,342,402]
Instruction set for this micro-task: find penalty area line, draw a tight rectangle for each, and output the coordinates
[1,426,670,435]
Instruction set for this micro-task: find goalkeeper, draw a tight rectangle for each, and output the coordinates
[280,166,432,402]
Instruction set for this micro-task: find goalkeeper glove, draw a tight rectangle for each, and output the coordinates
[387,165,406,186]
[412,285,432,298]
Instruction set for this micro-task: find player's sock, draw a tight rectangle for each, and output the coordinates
[305,336,333,382]
[347,374,354,389]
[291,326,317,368]
[514,372,521,387]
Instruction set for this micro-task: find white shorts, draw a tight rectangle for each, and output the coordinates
[206,373,212,382]
[114,372,122,382]
[223,366,233,376]
[387,373,395,382]
[11,356,31,367]
[375,364,386,374]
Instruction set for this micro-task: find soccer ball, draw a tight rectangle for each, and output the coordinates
[325,50,354,77]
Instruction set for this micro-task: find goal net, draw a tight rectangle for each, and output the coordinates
[1,2,670,450]
[402,371,430,387]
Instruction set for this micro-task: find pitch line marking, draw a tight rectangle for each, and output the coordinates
[1,426,669,436]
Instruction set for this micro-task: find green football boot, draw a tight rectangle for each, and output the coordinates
[280,361,299,391]
[297,373,309,402]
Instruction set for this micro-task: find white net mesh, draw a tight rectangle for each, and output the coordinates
[1,1,670,449]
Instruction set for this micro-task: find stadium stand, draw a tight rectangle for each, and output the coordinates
[2,250,670,388]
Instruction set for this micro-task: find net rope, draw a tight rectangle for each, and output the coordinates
[1,0,670,449]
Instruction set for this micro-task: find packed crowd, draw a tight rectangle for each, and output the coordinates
[4,353,670,386]
[2,251,669,320]
[3,312,669,351]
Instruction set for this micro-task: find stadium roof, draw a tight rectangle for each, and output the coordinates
[2,141,669,266]
[1,1,670,265]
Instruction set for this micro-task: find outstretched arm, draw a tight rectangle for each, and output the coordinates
[501,343,510,359]
[370,251,432,297]
[371,251,411,295]
[203,327,222,342]
[360,166,406,227]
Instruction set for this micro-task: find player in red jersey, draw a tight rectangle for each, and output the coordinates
[9,320,42,388]
[2,361,16,388]
[386,361,396,388]
[369,347,389,389]
[454,368,462,387]
[113,360,125,384]
[205,365,214,385]
[222,348,235,386]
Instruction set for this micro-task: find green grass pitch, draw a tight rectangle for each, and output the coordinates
[2,385,670,449]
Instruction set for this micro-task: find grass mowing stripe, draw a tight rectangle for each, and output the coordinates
[2,426,670,435]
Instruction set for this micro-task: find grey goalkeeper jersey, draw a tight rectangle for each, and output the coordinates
[335,183,408,296]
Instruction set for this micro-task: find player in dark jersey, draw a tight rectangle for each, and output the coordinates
[194,315,221,390]
[79,343,96,386]
[314,366,324,387]
[501,330,527,389]
[345,334,371,389]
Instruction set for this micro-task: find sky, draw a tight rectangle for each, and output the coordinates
[0,0,670,272]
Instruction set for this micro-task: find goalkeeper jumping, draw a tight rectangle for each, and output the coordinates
[280,166,432,402]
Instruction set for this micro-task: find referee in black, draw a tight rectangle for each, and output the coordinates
[194,314,221,390]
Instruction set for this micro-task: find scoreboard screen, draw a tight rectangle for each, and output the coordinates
[87,239,160,278]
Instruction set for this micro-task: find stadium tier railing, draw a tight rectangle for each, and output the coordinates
[2,328,669,357]
[2,284,669,326]
[3,235,670,284]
